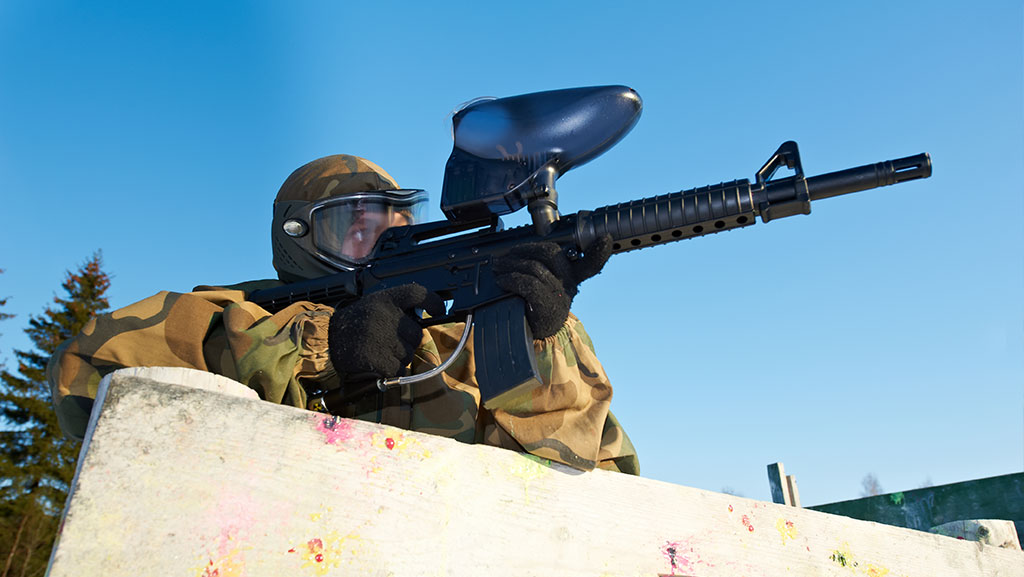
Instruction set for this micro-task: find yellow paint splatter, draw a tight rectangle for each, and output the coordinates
[864,563,890,577]
[289,530,362,576]
[509,454,551,482]
[829,543,858,570]
[775,518,798,545]
[194,523,251,577]
[371,428,432,459]
[507,454,551,503]
[198,552,246,577]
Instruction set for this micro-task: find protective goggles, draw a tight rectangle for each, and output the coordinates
[280,189,428,269]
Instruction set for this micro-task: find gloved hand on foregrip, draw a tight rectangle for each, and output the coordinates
[328,283,446,382]
[492,234,613,339]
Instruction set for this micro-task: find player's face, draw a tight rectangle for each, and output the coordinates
[339,208,411,260]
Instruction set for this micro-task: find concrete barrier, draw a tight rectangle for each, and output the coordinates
[48,367,1024,576]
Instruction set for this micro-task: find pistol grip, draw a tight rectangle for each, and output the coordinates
[473,296,542,409]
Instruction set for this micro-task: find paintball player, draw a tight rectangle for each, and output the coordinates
[47,155,638,474]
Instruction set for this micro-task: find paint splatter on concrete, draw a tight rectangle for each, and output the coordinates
[288,530,363,576]
[198,546,246,577]
[660,540,689,575]
[775,518,798,545]
[507,454,552,502]
[830,543,859,568]
[194,493,257,577]
[314,416,353,445]
[827,543,894,577]
[509,455,550,483]
[658,538,712,575]
[741,514,754,532]
[371,428,431,459]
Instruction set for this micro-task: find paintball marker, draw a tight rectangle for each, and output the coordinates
[250,85,932,413]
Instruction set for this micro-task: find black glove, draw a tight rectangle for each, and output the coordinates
[492,235,613,339]
[328,283,446,382]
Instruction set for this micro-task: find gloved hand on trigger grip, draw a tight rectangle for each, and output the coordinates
[328,283,446,382]
[492,234,613,340]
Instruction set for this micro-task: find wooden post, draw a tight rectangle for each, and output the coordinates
[767,462,801,507]
[767,462,791,505]
[786,473,802,508]
[48,368,1024,576]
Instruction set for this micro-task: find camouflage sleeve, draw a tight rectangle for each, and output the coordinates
[418,313,639,474]
[47,286,335,440]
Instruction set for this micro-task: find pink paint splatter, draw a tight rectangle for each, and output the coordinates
[741,514,754,532]
[748,525,755,532]
[660,541,690,574]
[385,437,395,450]
[659,538,712,575]
[728,504,733,512]
[315,416,353,445]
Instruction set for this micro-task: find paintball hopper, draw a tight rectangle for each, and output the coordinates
[441,85,643,222]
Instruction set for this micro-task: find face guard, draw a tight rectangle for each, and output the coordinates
[278,189,428,271]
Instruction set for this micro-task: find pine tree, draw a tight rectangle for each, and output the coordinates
[0,254,110,575]
[0,269,13,345]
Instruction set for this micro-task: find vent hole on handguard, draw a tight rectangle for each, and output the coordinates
[630,239,642,247]
[651,234,662,242]
[737,216,749,224]
[714,220,725,229]
[612,242,622,251]
[693,225,704,233]
[671,230,682,238]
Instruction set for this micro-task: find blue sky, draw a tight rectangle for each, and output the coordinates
[1,1,1021,505]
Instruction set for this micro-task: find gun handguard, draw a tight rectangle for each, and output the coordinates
[574,142,931,254]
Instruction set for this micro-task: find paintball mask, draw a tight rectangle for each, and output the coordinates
[280,189,427,270]
[272,155,427,282]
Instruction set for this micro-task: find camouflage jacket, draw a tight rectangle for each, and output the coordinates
[47,280,639,474]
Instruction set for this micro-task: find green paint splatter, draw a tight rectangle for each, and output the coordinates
[521,453,554,468]
[889,492,904,506]
[830,550,857,568]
